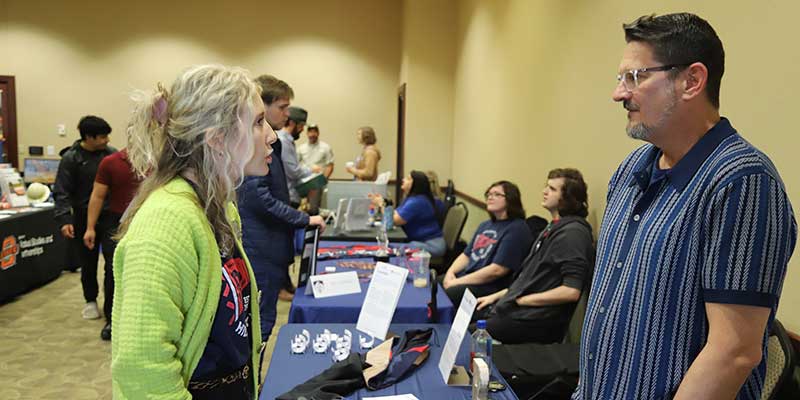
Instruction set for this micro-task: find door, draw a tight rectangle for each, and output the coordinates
[0,76,18,168]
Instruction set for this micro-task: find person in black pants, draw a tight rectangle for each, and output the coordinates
[83,149,141,340]
[53,116,116,321]
[474,169,595,344]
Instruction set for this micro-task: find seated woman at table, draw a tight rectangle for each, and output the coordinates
[474,168,594,344]
[372,170,446,256]
[440,181,533,307]
[345,126,381,181]
[112,65,269,399]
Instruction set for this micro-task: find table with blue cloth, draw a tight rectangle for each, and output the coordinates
[288,241,455,324]
[260,323,519,400]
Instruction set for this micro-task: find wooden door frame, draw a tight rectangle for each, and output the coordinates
[396,83,406,202]
[0,76,18,169]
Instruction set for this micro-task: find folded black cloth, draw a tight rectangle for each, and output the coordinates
[276,353,365,400]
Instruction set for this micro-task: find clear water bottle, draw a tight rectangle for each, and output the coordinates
[470,320,493,373]
[382,200,394,231]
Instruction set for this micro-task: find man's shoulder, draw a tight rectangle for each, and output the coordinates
[705,133,785,186]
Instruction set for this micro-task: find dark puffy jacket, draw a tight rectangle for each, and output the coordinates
[237,141,309,274]
[53,140,116,225]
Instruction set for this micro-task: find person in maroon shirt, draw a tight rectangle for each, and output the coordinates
[84,148,142,340]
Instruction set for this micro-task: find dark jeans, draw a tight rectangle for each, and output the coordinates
[485,315,567,344]
[257,270,286,343]
[436,275,501,308]
[73,209,120,321]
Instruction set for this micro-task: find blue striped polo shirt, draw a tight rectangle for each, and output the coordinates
[574,118,797,399]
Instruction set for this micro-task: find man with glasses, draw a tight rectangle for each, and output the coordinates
[575,13,796,399]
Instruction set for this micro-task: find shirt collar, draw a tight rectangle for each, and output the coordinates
[630,117,736,191]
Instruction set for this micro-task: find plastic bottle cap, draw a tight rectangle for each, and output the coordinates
[476,319,486,329]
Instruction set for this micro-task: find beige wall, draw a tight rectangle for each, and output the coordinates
[2,0,798,330]
[449,0,800,330]
[0,0,402,180]
[399,0,457,183]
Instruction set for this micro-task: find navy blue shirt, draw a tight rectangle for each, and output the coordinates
[462,218,533,292]
[575,118,797,400]
[396,195,444,241]
[192,246,253,380]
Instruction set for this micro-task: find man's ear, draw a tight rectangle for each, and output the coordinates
[681,62,708,102]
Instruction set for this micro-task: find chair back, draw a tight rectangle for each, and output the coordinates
[762,319,797,400]
[563,288,589,345]
[442,202,468,251]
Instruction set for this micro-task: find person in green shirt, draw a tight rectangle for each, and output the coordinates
[111,64,276,399]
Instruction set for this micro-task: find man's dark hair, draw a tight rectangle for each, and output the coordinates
[623,13,725,108]
[307,124,319,133]
[485,180,526,221]
[548,168,589,218]
[254,74,294,105]
[77,115,111,140]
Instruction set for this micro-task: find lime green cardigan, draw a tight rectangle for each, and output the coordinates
[111,178,262,399]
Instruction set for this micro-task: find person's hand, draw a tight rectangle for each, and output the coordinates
[83,229,96,250]
[476,294,499,311]
[442,272,457,289]
[309,215,327,233]
[345,165,355,174]
[61,224,75,239]
[311,165,322,173]
[368,193,384,207]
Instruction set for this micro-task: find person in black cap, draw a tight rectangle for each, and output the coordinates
[53,115,117,322]
[278,106,321,207]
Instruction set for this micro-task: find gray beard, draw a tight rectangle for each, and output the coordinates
[626,89,678,141]
[627,123,653,140]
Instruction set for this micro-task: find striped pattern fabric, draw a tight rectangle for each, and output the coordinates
[573,118,797,400]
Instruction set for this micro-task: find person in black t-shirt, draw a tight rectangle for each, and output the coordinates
[474,168,595,344]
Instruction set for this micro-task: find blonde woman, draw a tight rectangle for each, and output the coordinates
[111,65,275,399]
[346,126,381,181]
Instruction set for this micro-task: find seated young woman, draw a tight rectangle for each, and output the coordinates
[440,181,534,307]
[372,171,446,257]
[474,168,595,344]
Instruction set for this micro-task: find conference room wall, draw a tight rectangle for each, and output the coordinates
[0,0,402,181]
[450,0,800,330]
[399,0,457,184]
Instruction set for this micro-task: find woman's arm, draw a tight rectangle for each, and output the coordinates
[351,148,379,180]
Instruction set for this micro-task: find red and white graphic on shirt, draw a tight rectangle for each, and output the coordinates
[470,229,499,261]
[221,257,251,336]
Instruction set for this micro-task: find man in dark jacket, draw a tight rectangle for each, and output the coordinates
[237,75,325,343]
[474,168,595,344]
[53,115,116,320]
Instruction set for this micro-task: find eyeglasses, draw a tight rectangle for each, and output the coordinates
[484,192,506,200]
[616,64,690,92]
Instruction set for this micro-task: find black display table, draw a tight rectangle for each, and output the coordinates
[0,207,67,303]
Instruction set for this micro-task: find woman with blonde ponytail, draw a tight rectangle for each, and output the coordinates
[111,64,276,399]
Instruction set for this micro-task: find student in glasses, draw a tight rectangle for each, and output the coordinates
[440,181,533,307]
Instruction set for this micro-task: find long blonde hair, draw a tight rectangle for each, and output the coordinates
[117,64,261,254]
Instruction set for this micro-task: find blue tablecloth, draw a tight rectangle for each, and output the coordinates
[260,323,519,400]
[288,242,455,324]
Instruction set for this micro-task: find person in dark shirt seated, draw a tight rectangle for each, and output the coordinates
[475,168,595,344]
[372,170,446,256]
[441,181,534,307]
